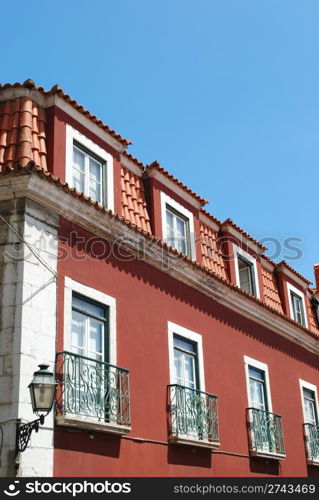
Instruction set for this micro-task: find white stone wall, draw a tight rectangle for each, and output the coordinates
[0,199,58,477]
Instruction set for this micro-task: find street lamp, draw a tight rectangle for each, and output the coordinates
[16,364,57,453]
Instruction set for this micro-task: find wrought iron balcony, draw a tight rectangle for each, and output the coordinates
[246,408,285,459]
[168,384,220,449]
[55,351,131,434]
[304,424,319,465]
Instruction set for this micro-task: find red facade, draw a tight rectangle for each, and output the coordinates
[1,81,319,477]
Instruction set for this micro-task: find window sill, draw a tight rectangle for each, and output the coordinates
[250,449,286,461]
[169,435,220,450]
[56,415,131,435]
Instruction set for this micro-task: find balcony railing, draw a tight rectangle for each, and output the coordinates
[55,351,131,432]
[246,408,285,459]
[168,384,219,448]
[304,424,319,465]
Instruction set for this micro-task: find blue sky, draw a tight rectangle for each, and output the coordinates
[2,1,318,281]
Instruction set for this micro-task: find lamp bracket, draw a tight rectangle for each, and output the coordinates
[16,415,45,453]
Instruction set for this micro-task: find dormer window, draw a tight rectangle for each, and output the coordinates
[238,256,256,296]
[291,293,305,326]
[73,143,104,204]
[234,245,259,298]
[287,283,307,327]
[166,205,189,256]
[66,125,114,211]
[161,192,195,259]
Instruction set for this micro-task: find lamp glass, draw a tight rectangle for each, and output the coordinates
[28,364,57,414]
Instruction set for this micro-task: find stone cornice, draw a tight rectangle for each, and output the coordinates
[0,172,318,356]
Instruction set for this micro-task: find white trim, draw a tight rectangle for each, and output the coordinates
[168,321,205,391]
[287,282,308,328]
[243,355,273,412]
[161,191,196,260]
[64,277,117,366]
[233,244,260,299]
[65,124,114,212]
[299,379,319,424]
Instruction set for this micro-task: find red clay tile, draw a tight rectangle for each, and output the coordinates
[0,97,48,170]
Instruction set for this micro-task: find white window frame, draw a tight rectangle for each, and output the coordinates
[234,244,260,298]
[161,192,196,260]
[66,124,114,211]
[244,355,273,412]
[168,321,205,391]
[64,276,117,366]
[299,379,319,424]
[287,282,308,328]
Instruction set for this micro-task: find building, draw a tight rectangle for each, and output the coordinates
[0,80,319,478]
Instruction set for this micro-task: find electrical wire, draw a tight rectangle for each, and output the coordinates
[0,213,57,277]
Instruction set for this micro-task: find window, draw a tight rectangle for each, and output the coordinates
[173,336,198,390]
[166,206,190,256]
[238,256,256,296]
[303,388,318,426]
[287,283,308,328]
[244,356,285,458]
[58,279,130,432]
[167,323,219,447]
[233,245,259,298]
[64,277,116,363]
[71,293,108,362]
[66,125,114,211]
[248,366,268,412]
[72,143,104,204]
[161,192,196,259]
[299,380,319,465]
[291,292,306,326]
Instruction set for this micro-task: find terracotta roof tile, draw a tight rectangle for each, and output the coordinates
[0,97,47,169]
[261,267,283,314]
[1,163,319,340]
[200,223,228,280]
[121,166,151,233]
[146,161,208,206]
[0,81,131,147]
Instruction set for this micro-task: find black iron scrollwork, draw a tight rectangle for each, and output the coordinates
[16,414,44,453]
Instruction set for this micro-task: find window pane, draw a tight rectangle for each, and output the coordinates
[73,147,85,172]
[73,295,106,320]
[89,178,102,203]
[174,336,195,353]
[71,310,86,350]
[184,354,196,389]
[89,318,103,355]
[174,350,183,385]
[73,167,85,194]
[176,216,186,237]
[89,157,102,183]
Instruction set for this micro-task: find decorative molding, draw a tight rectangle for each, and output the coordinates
[0,173,319,357]
[148,169,203,211]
